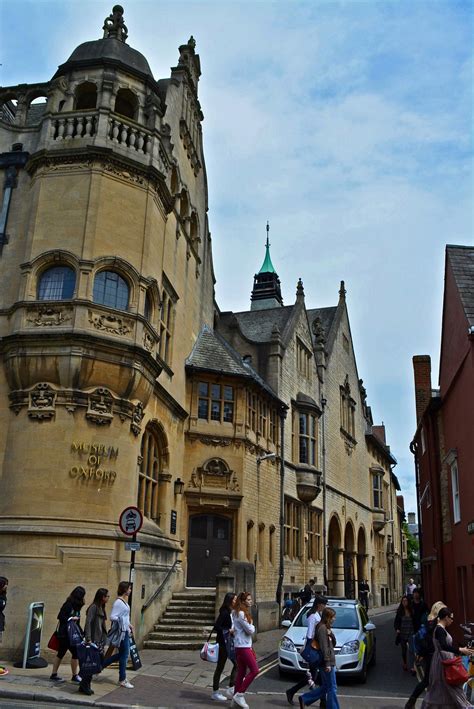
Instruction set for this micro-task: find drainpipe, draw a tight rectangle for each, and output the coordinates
[276,407,286,606]
[409,439,424,592]
[321,396,328,591]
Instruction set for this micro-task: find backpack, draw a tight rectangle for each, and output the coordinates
[413,623,433,656]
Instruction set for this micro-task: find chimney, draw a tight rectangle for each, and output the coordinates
[413,355,432,424]
[407,512,416,525]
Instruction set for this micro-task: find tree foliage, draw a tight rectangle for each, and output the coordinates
[403,521,419,572]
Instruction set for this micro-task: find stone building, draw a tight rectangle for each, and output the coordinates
[0,6,404,655]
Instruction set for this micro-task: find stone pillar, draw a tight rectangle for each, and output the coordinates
[215,556,235,616]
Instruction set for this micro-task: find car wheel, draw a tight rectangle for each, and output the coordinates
[368,639,376,667]
[357,658,368,683]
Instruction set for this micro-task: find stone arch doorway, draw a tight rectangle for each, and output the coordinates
[187,513,232,587]
[344,522,356,599]
[327,515,344,596]
[357,526,368,590]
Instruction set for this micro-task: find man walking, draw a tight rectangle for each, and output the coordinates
[358,579,370,611]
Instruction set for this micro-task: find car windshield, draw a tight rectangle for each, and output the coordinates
[293,606,359,630]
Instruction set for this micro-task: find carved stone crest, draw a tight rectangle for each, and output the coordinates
[28,382,56,420]
[88,310,133,336]
[86,388,114,425]
[143,331,155,352]
[26,306,72,327]
[188,458,240,492]
[130,402,144,436]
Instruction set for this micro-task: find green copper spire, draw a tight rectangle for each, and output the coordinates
[258,221,277,274]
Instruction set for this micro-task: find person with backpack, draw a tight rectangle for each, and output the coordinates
[101,581,134,689]
[49,586,85,684]
[404,600,445,709]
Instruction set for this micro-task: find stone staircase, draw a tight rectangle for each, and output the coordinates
[144,589,216,650]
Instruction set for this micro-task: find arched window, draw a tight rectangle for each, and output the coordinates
[26,96,48,126]
[93,271,129,310]
[138,426,163,522]
[75,82,97,110]
[144,291,153,320]
[114,89,137,120]
[38,265,76,300]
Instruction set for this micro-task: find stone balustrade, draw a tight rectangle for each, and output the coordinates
[52,112,98,140]
[108,115,152,155]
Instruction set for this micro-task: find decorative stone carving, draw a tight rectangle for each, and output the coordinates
[86,388,114,425]
[26,306,72,327]
[143,331,155,352]
[130,401,144,436]
[28,382,56,420]
[88,310,133,336]
[188,458,239,493]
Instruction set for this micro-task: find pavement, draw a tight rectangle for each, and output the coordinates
[0,604,399,708]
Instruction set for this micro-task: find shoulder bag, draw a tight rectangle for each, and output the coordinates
[200,628,219,663]
[441,656,469,686]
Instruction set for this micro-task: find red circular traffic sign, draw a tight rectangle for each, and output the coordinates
[119,506,143,536]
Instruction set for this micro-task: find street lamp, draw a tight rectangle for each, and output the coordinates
[256,452,276,465]
[174,477,185,495]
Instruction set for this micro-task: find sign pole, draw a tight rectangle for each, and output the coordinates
[129,532,137,612]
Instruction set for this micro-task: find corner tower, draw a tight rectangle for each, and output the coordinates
[0,6,215,652]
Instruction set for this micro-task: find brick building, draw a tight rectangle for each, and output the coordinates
[411,245,474,624]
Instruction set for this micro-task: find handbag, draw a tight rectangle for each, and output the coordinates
[67,619,83,647]
[129,633,142,671]
[47,631,60,652]
[76,642,102,676]
[395,634,401,646]
[107,620,123,648]
[300,637,322,665]
[223,629,235,663]
[441,656,469,686]
[200,640,219,663]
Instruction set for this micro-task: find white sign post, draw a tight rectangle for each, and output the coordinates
[119,506,143,613]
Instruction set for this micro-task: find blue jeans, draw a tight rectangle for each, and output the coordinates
[102,632,130,682]
[301,666,340,708]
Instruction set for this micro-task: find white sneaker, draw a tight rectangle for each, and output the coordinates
[232,693,249,708]
[119,679,134,689]
[224,687,235,699]
[212,691,228,701]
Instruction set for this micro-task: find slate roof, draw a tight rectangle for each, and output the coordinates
[186,325,283,403]
[221,306,295,343]
[447,245,474,326]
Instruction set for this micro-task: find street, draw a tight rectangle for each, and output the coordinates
[250,608,417,704]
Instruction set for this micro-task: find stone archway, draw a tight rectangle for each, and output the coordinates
[357,526,368,590]
[327,515,344,596]
[344,522,356,599]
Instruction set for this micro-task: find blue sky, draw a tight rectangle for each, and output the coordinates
[1,0,472,518]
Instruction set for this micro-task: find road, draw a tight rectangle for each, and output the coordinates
[250,607,418,704]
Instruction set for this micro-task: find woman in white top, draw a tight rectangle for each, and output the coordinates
[102,581,134,689]
[285,596,328,705]
[231,591,259,708]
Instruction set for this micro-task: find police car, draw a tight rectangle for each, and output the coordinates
[278,598,376,683]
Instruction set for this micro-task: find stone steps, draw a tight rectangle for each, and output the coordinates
[143,588,216,651]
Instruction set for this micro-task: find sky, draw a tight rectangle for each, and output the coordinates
[1,0,472,519]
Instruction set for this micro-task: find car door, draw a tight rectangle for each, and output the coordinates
[359,605,373,660]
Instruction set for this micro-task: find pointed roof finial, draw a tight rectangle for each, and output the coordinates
[258,221,276,274]
[296,278,305,300]
[339,280,346,301]
[103,5,128,42]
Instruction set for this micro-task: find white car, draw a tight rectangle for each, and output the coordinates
[278,598,376,683]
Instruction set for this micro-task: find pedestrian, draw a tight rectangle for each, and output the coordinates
[404,600,445,709]
[300,580,315,606]
[102,581,134,689]
[232,591,259,708]
[211,592,237,702]
[78,588,110,696]
[405,578,417,598]
[411,589,429,633]
[0,577,9,677]
[285,596,328,706]
[421,606,474,708]
[394,595,415,672]
[50,586,85,684]
[358,579,370,612]
[299,607,341,708]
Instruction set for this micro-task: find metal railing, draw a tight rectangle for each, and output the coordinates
[141,558,180,614]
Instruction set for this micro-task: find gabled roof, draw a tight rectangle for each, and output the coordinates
[446,245,474,327]
[186,325,284,404]
[220,306,295,344]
